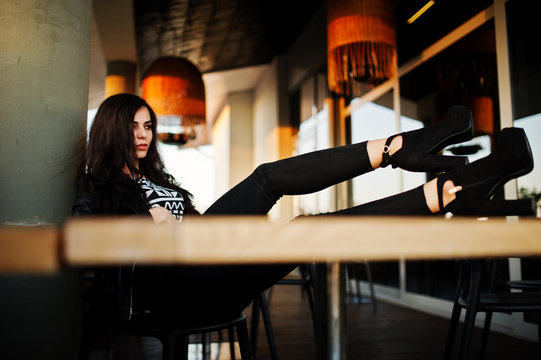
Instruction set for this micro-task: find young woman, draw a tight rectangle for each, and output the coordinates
[73,93,533,335]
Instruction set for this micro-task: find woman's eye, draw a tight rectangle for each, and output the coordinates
[145,125,152,130]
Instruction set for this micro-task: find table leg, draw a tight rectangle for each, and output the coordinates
[327,260,344,360]
[314,262,346,360]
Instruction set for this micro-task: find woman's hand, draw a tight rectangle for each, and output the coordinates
[149,206,176,224]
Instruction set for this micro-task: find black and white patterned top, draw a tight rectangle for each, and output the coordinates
[138,178,185,221]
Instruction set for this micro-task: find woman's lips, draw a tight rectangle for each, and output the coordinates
[136,144,148,150]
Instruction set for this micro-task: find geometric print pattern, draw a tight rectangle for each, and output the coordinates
[138,178,185,221]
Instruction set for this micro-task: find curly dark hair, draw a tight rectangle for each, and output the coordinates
[75,93,198,215]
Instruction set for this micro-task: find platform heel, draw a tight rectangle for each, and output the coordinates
[437,127,535,216]
[381,105,474,172]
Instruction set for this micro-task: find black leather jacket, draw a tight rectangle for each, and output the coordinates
[72,174,200,321]
[72,186,97,216]
[72,185,152,321]
[72,177,152,218]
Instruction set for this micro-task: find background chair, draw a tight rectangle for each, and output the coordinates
[115,313,251,360]
[481,261,541,359]
[78,267,252,360]
[250,264,316,360]
[345,261,377,312]
[444,259,541,360]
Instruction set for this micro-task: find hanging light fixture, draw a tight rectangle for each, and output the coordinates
[141,56,206,146]
[471,96,494,135]
[436,24,496,136]
[326,0,396,96]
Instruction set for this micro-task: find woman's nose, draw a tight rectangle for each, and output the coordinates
[135,126,146,138]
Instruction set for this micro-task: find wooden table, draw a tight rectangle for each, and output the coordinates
[2,216,541,359]
[0,225,60,273]
[62,216,541,265]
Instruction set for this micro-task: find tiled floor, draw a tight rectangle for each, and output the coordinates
[248,284,538,360]
[83,280,538,359]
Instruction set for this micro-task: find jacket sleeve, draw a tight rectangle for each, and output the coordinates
[71,186,97,216]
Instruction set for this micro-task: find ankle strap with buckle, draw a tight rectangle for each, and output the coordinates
[380,135,397,168]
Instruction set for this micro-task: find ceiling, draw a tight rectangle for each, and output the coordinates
[91,0,324,118]
[131,0,492,77]
[133,0,324,77]
[91,0,495,118]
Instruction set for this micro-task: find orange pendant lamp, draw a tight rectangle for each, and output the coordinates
[471,96,494,135]
[141,56,206,146]
[326,0,396,96]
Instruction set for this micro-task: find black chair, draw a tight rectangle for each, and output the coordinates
[481,265,541,359]
[507,280,541,291]
[78,268,253,360]
[251,291,279,360]
[115,314,252,360]
[250,264,316,360]
[345,261,377,312]
[444,259,541,360]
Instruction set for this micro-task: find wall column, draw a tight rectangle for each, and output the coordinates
[0,1,92,359]
[229,91,255,187]
[0,0,92,224]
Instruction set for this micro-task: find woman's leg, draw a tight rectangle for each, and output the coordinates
[326,179,452,216]
[203,135,449,217]
[205,105,473,216]
[203,137,451,216]
[199,143,375,318]
[143,264,296,323]
[147,179,458,323]
[150,182,450,321]
[205,141,374,215]
[332,127,535,217]
[191,108,473,319]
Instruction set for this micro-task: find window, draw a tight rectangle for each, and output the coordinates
[296,107,332,215]
[351,96,425,206]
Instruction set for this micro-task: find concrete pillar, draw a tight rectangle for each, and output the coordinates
[0,0,92,224]
[211,92,255,199]
[229,91,255,187]
[0,1,92,359]
[106,60,136,97]
[254,57,295,223]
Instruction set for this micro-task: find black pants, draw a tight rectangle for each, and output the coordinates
[148,141,431,322]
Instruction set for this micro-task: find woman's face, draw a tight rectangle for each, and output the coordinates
[133,106,153,159]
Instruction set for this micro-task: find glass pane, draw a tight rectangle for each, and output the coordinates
[351,97,401,205]
[160,143,215,213]
[508,0,541,120]
[365,261,400,288]
[400,20,499,161]
[508,0,541,324]
[399,20,505,299]
[508,0,541,213]
[405,260,459,301]
[349,91,412,289]
[296,107,332,215]
[513,114,541,208]
[350,95,425,205]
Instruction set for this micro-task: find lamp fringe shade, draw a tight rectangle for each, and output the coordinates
[471,96,494,135]
[326,0,396,96]
[142,56,206,145]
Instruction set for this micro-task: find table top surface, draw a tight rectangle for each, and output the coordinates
[2,216,541,272]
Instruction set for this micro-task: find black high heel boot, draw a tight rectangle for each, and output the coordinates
[381,105,474,172]
[437,127,535,216]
